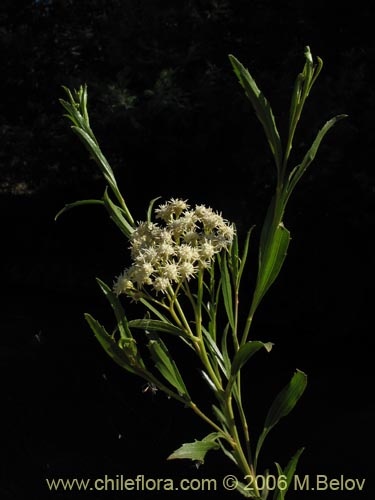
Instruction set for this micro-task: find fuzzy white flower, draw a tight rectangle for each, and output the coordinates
[152,276,170,293]
[178,261,197,280]
[113,197,235,296]
[161,262,180,282]
[155,198,189,221]
[113,269,134,295]
[199,240,216,261]
[183,230,200,245]
[177,244,200,262]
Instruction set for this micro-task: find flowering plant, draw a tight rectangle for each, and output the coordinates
[58,47,345,498]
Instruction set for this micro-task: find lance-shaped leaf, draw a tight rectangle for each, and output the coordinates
[231,341,273,377]
[84,313,138,374]
[229,55,283,172]
[202,326,227,378]
[273,447,305,500]
[147,334,190,400]
[236,226,255,289]
[60,85,134,226]
[103,189,134,238]
[54,199,104,221]
[252,222,290,313]
[147,196,162,223]
[129,318,191,345]
[96,278,134,343]
[167,433,220,463]
[218,252,235,331]
[285,114,348,202]
[255,370,307,465]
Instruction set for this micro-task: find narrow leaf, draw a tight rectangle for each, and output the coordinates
[201,326,227,378]
[54,199,104,221]
[252,223,290,312]
[229,54,283,171]
[218,323,231,373]
[219,253,235,331]
[129,318,188,339]
[167,433,220,463]
[286,114,348,199]
[96,278,133,342]
[237,226,255,288]
[255,370,307,463]
[273,447,305,500]
[147,196,162,223]
[103,189,134,238]
[84,313,138,374]
[147,334,190,399]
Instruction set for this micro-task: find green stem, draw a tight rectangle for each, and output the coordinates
[189,402,232,442]
[224,393,260,497]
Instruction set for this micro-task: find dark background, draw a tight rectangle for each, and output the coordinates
[1,1,374,498]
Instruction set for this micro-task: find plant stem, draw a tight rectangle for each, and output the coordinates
[224,393,260,497]
[189,402,232,442]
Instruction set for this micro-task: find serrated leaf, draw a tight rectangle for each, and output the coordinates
[167,433,220,463]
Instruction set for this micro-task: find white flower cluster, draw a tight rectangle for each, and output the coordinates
[114,198,234,295]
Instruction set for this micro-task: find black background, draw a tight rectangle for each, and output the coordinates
[1,1,374,498]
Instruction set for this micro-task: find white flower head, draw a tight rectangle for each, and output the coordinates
[113,197,234,295]
[152,276,170,293]
[178,261,197,280]
[155,198,189,221]
[113,269,134,295]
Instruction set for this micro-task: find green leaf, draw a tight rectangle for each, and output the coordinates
[212,405,229,432]
[237,226,255,289]
[54,199,104,221]
[60,85,134,226]
[147,196,162,223]
[220,323,232,376]
[252,222,291,312]
[273,447,305,500]
[255,370,307,464]
[228,54,283,172]
[167,433,220,463]
[219,252,235,331]
[129,318,189,339]
[103,188,134,238]
[96,278,133,343]
[231,341,273,377]
[84,313,138,374]
[286,114,348,200]
[265,369,307,429]
[147,334,190,399]
[236,481,263,499]
[201,326,227,378]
